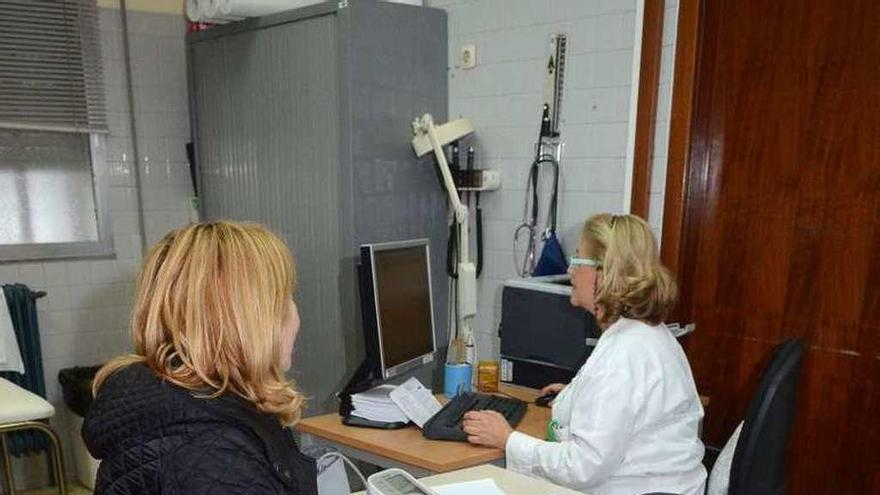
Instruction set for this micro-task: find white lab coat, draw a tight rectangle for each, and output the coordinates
[505,318,707,495]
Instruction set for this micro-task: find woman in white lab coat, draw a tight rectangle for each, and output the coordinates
[463,213,707,495]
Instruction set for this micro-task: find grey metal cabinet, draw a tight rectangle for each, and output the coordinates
[188,0,448,414]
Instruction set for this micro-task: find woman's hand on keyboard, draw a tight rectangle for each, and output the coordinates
[462,410,513,449]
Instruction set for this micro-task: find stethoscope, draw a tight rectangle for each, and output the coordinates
[514,143,561,278]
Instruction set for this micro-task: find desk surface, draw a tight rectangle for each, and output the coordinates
[352,464,583,495]
[296,384,547,473]
[297,384,710,474]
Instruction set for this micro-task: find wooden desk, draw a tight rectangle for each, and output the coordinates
[352,464,583,495]
[297,384,710,477]
[297,384,547,477]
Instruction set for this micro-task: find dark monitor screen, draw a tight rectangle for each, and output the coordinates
[372,244,435,373]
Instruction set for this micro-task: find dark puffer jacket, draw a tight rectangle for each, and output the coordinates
[82,363,317,494]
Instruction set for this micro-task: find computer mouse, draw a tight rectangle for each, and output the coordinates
[535,391,558,408]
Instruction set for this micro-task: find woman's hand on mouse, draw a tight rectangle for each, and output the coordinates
[462,410,513,449]
[540,383,565,396]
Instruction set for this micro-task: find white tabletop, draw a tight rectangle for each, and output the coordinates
[354,464,583,495]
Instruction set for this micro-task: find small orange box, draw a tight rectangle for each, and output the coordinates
[477,360,499,393]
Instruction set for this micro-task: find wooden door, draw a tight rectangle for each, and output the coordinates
[665,0,880,492]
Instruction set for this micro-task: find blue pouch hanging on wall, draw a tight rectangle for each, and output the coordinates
[534,231,568,276]
[532,155,568,276]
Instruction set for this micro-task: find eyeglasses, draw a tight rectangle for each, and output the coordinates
[568,256,601,268]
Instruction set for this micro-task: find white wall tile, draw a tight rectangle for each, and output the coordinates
[565,86,631,124]
[656,83,673,121]
[88,260,119,285]
[662,5,679,46]
[112,211,140,235]
[659,45,676,84]
[0,265,20,283]
[463,25,547,64]
[46,287,72,311]
[43,309,77,335]
[43,263,70,287]
[653,122,670,159]
[568,12,636,54]
[65,261,92,286]
[567,50,635,88]
[648,192,665,234]
[453,58,545,98]
[651,154,669,194]
[109,161,136,187]
[17,263,46,288]
[114,234,142,260]
[562,158,626,192]
[564,122,629,158]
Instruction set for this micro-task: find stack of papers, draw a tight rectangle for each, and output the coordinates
[350,385,409,423]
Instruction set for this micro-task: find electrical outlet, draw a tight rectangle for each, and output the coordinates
[460,44,476,69]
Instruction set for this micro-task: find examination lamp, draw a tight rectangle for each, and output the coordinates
[411,114,477,364]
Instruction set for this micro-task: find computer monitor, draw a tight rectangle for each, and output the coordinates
[359,239,437,380]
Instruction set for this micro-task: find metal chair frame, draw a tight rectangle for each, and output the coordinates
[0,420,66,495]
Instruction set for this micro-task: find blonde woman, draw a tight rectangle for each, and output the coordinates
[83,222,316,494]
[463,214,707,495]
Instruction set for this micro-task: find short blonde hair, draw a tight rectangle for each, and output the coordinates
[581,213,677,328]
[94,221,304,425]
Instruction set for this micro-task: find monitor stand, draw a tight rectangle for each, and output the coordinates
[336,359,408,430]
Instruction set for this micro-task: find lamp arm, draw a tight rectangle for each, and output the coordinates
[424,121,469,227]
[415,115,477,364]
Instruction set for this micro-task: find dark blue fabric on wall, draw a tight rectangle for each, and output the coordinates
[533,233,569,276]
[0,283,50,456]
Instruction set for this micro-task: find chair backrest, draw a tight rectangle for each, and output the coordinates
[0,283,50,456]
[727,338,805,495]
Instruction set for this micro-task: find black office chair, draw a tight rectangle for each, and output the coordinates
[702,338,805,495]
[645,339,805,495]
[725,338,804,495]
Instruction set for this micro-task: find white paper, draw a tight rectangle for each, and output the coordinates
[434,479,507,495]
[388,377,442,428]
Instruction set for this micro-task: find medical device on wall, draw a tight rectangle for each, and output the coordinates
[411,115,481,365]
[515,34,568,278]
[542,34,567,138]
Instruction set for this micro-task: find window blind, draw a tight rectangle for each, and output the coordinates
[0,0,108,133]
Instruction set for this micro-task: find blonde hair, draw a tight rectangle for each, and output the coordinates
[581,213,677,328]
[93,221,304,426]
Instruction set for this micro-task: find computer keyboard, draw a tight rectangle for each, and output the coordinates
[422,392,527,441]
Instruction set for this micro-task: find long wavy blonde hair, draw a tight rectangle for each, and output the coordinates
[582,213,677,328]
[93,221,305,425]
